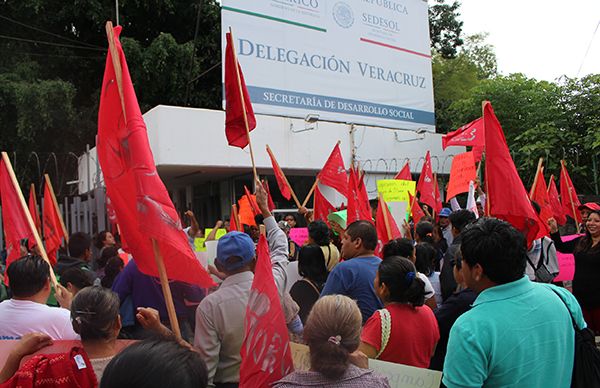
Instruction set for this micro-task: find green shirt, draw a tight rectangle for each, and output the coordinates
[443,276,585,388]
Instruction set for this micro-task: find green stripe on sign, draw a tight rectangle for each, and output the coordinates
[223,6,327,32]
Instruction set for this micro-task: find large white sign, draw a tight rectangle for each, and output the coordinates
[222,0,435,131]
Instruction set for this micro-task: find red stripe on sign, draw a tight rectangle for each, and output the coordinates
[360,38,432,59]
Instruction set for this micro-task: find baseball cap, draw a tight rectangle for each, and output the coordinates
[215,232,256,272]
[439,208,452,217]
[578,202,600,212]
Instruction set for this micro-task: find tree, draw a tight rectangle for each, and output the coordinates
[429,0,464,59]
[0,0,221,193]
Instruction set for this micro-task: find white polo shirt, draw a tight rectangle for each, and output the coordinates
[0,299,78,340]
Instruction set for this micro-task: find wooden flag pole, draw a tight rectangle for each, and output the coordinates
[228,27,258,184]
[30,183,42,236]
[561,160,581,233]
[266,145,302,209]
[548,175,555,194]
[44,174,69,243]
[232,204,241,232]
[105,21,126,122]
[529,158,544,198]
[151,239,182,340]
[301,178,319,208]
[1,152,58,288]
[379,194,393,241]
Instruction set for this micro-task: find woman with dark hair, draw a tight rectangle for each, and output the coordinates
[359,256,439,367]
[307,221,340,271]
[415,243,442,307]
[415,221,435,245]
[96,246,119,280]
[95,231,116,251]
[100,338,208,388]
[289,244,329,324]
[101,256,125,289]
[273,295,389,387]
[549,208,600,333]
[0,286,122,384]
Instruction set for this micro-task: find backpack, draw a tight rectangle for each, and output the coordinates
[527,238,557,283]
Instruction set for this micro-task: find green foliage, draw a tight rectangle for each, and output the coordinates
[429,0,464,59]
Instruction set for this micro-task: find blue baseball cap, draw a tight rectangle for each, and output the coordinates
[439,208,452,217]
[215,232,256,272]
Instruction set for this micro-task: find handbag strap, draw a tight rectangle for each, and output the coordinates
[549,288,579,330]
[375,308,391,359]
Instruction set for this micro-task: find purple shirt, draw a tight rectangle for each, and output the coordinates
[112,260,205,321]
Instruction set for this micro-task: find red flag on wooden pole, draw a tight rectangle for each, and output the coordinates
[416,151,436,211]
[483,101,544,246]
[442,117,484,150]
[408,192,426,224]
[266,145,301,208]
[0,153,57,287]
[98,23,213,289]
[239,235,294,387]
[560,160,582,230]
[43,178,66,266]
[548,175,567,225]
[529,167,554,225]
[347,167,372,224]
[318,142,348,200]
[376,195,401,246]
[28,184,41,236]
[394,161,412,181]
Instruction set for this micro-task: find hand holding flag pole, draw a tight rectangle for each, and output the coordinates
[1,152,58,288]
[104,21,182,339]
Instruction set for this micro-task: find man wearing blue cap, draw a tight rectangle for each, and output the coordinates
[438,207,453,246]
[193,184,289,388]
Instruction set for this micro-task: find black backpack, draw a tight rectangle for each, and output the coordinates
[551,289,600,388]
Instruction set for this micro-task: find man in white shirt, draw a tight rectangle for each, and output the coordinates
[0,255,77,340]
[194,184,289,388]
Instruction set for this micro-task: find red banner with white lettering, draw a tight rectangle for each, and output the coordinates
[239,235,294,387]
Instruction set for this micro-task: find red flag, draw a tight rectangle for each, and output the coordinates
[262,180,276,211]
[347,167,372,224]
[244,186,261,216]
[442,117,484,150]
[28,185,41,236]
[97,25,213,287]
[266,146,292,200]
[224,32,256,149]
[529,169,554,225]
[43,179,65,266]
[472,145,484,162]
[376,196,401,248]
[229,205,242,232]
[313,186,336,222]
[483,102,542,246]
[0,159,34,280]
[548,175,567,225]
[238,196,257,226]
[560,162,582,225]
[239,235,294,387]
[409,192,426,224]
[416,151,436,211]
[317,143,348,199]
[394,161,412,181]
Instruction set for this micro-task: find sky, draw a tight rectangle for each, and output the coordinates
[459,0,600,82]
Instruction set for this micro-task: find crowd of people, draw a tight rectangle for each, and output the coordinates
[0,182,598,388]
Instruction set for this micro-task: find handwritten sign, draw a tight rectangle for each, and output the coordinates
[289,227,308,246]
[554,234,580,282]
[377,180,416,203]
[204,228,227,240]
[194,238,206,252]
[446,151,476,200]
[290,342,442,388]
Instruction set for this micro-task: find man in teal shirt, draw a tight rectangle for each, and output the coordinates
[443,218,585,388]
